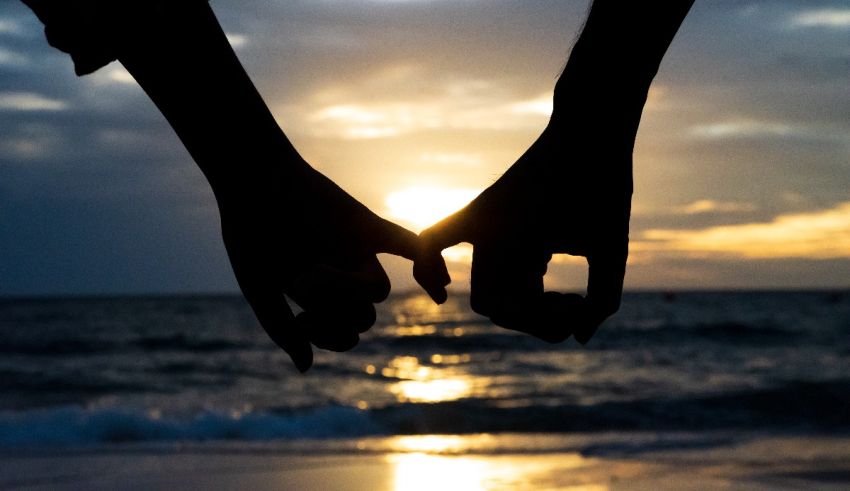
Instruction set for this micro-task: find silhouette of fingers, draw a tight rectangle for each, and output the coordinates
[415,208,474,304]
[469,245,532,317]
[290,261,389,306]
[286,259,387,352]
[576,247,628,344]
[359,255,393,303]
[241,286,313,373]
[470,246,577,343]
[370,216,421,262]
[420,207,474,251]
[297,302,374,352]
[537,291,591,343]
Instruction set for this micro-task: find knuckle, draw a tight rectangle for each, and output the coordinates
[355,305,378,333]
[469,292,491,317]
[371,276,392,303]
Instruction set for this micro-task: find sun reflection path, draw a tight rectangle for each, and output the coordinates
[390,454,493,491]
[387,439,597,491]
[391,379,472,403]
[380,355,484,403]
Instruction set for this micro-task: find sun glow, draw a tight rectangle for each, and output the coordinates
[385,186,480,232]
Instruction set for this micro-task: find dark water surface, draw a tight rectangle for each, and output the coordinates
[0,291,848,447]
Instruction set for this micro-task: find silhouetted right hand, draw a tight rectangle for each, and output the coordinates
[414,120,631,344]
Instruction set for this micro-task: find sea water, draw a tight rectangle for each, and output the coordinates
[0,291,848,449]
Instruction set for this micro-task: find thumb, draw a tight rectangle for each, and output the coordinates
[414,208,473,304]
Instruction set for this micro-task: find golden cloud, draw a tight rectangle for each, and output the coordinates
[640,202,850,259]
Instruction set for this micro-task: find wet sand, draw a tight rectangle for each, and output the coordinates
[2,434,849,490]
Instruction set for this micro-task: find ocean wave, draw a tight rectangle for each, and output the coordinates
[0,406,385,447]
[1,379,847,448]
[130,334,255,353]
[0,334,257,358]
[0,339,117,357]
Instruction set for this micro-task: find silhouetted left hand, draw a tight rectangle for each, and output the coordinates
[216,162,435,372]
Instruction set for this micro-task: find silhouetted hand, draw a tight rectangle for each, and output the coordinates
[414,119,631,344]
[217,162,426,372]
[411,0,695,344]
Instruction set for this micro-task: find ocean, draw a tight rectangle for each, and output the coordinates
[1,291,848,451]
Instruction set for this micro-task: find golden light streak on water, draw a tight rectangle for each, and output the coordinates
[379,355,485,403]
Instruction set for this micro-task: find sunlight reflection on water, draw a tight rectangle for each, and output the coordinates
[390,378,473,403]
[387,438,595,491]
[379,355,488,403]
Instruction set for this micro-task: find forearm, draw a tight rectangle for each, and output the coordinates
[117,2,305,194]
[552,0,695,141]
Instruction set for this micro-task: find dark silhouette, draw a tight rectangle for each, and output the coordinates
[21,1,443,372]
[416,1,695,343]
[20,0,695,370]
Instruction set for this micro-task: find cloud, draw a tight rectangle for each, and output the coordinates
[225,33,249,49]
[0,123,64,160]
[509,94,553,117]
[0,18,24,36]
[84,66,138,86]
[1,137,54,160]
[0,92,67,111]
[300,78,552,140]
[688,120,796,140]
[678,199,757,215]
[0,46,29,67]
[640,202,850,259]
[789,9,850,29]
[105,67,136,85]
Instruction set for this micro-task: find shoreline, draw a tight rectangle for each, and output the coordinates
[2,433,849,490]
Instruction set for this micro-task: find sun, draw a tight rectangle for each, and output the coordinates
[385,186,480,232]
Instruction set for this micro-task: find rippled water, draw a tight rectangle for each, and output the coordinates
[0,291,848,447]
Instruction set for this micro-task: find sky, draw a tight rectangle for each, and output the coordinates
[1,0,848,296]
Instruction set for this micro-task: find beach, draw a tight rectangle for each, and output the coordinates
[3,433,850,490]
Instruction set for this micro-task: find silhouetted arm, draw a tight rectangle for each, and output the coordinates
[553,0,696,152]
[23,1,438,371]
[416,1,694,343]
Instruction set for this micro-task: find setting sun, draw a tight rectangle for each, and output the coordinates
[385,186,480,232]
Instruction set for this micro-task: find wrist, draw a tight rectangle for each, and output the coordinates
[207,144,311,203]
